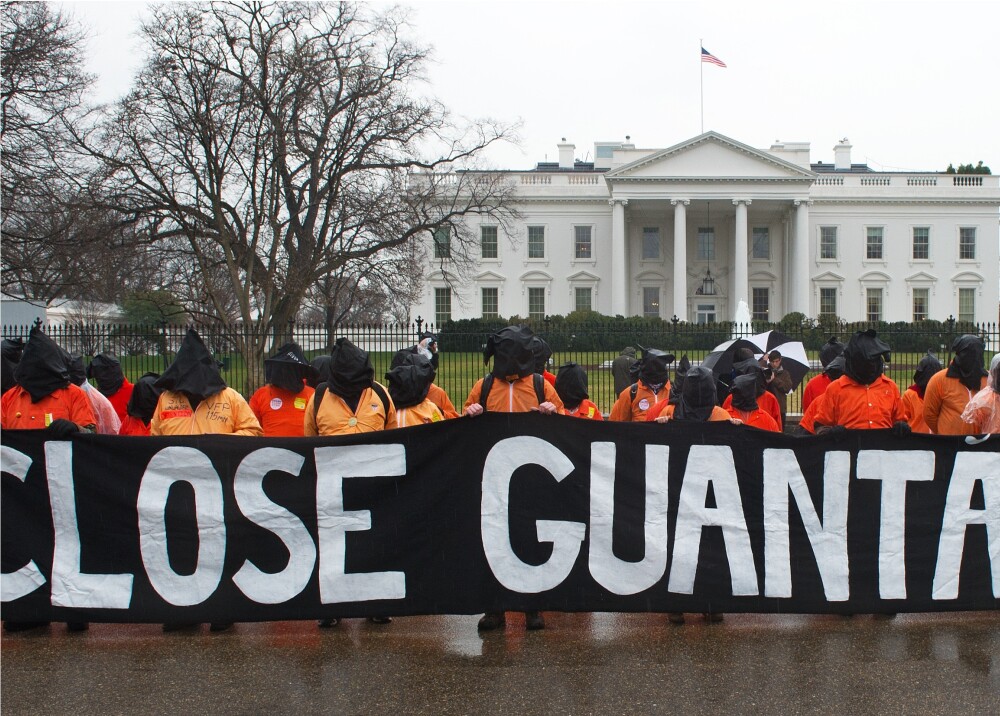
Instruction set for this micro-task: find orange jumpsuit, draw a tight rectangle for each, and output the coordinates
[813,375,904,429]
[463,375,564,414]
[304,383,396,436]
[797,394,824,434]
[427,383,459,419]
[725,406,781,432]
[609,381,670,422]
[922,371,987,436]
[722,390,782,429]
[651,404,731,422]
[1,385,97,430]
[249,384,315,437]
[118,414,151,436]
[150,388,263,436]
[105,380,134,424]
[565,399,604,420]
[802,373,832,413]
[901,387,931,434]
[393,399,444,428]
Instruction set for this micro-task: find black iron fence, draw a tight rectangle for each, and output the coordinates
[4,319,996,418]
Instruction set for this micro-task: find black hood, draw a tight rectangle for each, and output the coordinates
[64,353,87,386]
[308,355,331,388]
[844,330,891,386]
[674,366,718,422]
[669,355,691,405]
[265,342,316,393]
[555,362,589,409]
[913,352,943,389]
[947,334,987,391]
[385,354,434,409]
[327,337,373,401]
[127,372,163,423]
[13,326,70,402]
[484,326,536,380]
[529,336,553,374]
[825,356,846,381]
[639,348,675,387]
[733,357,766,396]
[154,329,227,400]
[819,337,845,368]
[2,338,25,363]
[731,373,759,412]
[391,348,436,379]
[87,353,126,396]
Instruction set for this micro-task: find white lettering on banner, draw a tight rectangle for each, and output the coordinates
[46,441,134,609]
[667,445,758,596]
[137,447,226,606]
[315,445,406,604]
[0,446,47,602]
[232,448,316,604]
[763,450,850,601]
[481,436,586,593]
[589,443,669,595]
[857,451,935,599]
[932,452,1000,599]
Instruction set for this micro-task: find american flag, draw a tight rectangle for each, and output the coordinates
[701,47,727,68]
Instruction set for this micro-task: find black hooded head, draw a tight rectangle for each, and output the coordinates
[825,356,846,381]
[638,348,675,388]
[308,355,331,388]
[530,336,553,374]
[844,330,891,386]
[385,353,435,409]
[13,326,70,402]
[265,342,316,393]
[819,337,845,368]
[669,355,691,405]
[484,326,536,381]
[86,353,125,396]
[947,334,987,391]
[674,366,718,422]
[391,348,415,370]
[328,337,374,401]
[733,357,766,396]
[127,372,163,424]
[2,338,25,364]
[154,329,227,401]
[913,352,943,390]
[555,362,589,410]
[64,353,87,386]
[731,373,759,412]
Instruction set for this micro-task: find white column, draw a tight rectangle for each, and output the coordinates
[793,200,811,315]
[671,199,689,321]
[610,198,628,316]
[732,199,750,320]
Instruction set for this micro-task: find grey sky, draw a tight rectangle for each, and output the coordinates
[64,0,999,172]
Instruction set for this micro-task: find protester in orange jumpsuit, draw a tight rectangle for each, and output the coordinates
[647,365,733,425]
[802,337,844,413]
[249,343,317,437]
[923,335,989,435]
[531,335,558,387]
[118,372,162,436]
[391,346,458,419]
[64,353,120,435]
[725,374,780,431]
[463,325,563,632]
[609,348,674,421]
[796,357,845,435]
[901,352,942,434]
[961,353,1000,433]
[86,353,133,424]
[386,353,444,427]
[718,358,782,428]
[304,337,395,437]
[555,362,604,420]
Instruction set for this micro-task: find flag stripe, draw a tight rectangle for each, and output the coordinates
[701,47,727,68]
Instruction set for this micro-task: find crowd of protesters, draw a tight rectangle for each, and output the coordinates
[2,323,997,635]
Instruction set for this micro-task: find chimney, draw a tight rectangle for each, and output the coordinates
[557,138,575,169]
[834,138,852,171]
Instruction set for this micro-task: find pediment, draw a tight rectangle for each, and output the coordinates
[858,270,892,282]
[426,269,459,282]
[519,270,553,282]
[750,270,779,281]
[904,271,938,283]
[475,270,506,282]
[813,270,845,282]
[605,131,815,182]
[567,270,601,282]
[951,270,984,282]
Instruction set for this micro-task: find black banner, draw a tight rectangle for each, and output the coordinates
[2,415,998,623]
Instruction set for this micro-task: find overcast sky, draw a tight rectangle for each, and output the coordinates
[63,0,999,173]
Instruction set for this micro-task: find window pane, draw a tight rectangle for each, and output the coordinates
[696,303,716,325]
[434,287,451,325]
[481,226,498,259]
[866,288,883,322]
[912,227,929,260]
[574,287,592,313]
[820,227,837,259]
[959,227,976,259]
[912,288,928,321]
[866,227,883,260]
[820,287,837,316]
[751,287,769,321]
[958,288,975,322]
[643,286,660,317]
[642,227,660,260]
[575,226,592,259]
[697,227,715,260]
[528,287,545,320]
[752,227,770,260]
[482,287,498,319]
[528,226,545,258]
[433,228,451,259]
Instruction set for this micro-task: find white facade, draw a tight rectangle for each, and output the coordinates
[414,132,1000,326]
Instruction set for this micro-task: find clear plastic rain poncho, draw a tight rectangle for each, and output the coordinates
[961,353,1000,434]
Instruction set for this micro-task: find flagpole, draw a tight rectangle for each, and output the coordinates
[699,38,704,133]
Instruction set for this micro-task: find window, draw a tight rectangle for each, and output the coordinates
[481,287,499,319]
[820,287,837,317]
[697,227,715,260]
[752,227,770,260]
[820,226,837,259]
[574,287,592,313]
[528,226,545,259]
[432,228,451,259]
[866,288,883,322]
[866,227,884,260]
[912,227,929,260]
[912,288,929,321]
[528,287,545,320]
[642,287,660,318]
[958,288,975,322]
[574,226,592,259]
[751,287,769,321]
[642,227,660,260]
[695,303,716,325]
[959,227,976,260]
[434,287,451,325]
[481,226,498,259]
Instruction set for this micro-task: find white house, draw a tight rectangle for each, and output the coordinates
[413,131,999,326]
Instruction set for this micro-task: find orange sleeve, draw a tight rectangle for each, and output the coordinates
[609,388,633,422]
[645,399,671,422]
[463,379,484,412]
[229,390,263,436]
[922,373,943,434]
[68,385,98,428]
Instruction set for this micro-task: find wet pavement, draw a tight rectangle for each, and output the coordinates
[2,611,998,715]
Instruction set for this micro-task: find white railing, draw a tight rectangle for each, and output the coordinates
[860,177,891,186]
[815,177,843,186]
[952,175,984,186]
[907,177,937,186]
